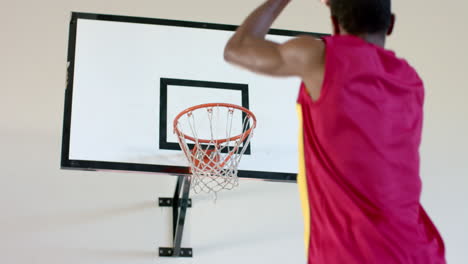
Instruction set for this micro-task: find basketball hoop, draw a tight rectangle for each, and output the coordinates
[174,103,257,194]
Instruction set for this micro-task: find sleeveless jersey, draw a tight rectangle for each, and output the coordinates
[296,35,446,264]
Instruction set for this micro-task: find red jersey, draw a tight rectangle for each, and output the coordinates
[296,35,446,264]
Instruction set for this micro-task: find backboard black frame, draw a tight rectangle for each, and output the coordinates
[61,12,328,182]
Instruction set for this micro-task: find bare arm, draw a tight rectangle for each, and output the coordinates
[224,0,325,80]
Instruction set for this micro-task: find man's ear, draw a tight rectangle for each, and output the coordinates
[387,14,395,36]
[331,16,340,35]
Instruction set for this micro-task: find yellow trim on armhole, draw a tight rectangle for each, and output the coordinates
[296,104,311,257]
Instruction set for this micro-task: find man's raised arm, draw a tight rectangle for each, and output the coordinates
[223,0,324,79]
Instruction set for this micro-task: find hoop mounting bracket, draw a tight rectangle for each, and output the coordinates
[158,197,192,208]
[158,175,193,258]
[159,247,193,257]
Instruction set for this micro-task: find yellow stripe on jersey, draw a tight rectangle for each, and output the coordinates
[296,104,310,258]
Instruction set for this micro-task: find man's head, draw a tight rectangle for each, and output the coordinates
[328,0,394,37]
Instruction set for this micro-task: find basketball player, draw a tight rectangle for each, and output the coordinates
[224,0,446,263]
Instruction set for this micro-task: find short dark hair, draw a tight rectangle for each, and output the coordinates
[330,0,392,35]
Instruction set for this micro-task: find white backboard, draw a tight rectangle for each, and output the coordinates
[62,13,325,181]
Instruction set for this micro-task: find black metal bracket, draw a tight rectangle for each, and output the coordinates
[159,247,193,257]
[158,175,193,258]
[158,197,192,208]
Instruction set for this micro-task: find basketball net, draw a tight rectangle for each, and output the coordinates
[174,103,256,194]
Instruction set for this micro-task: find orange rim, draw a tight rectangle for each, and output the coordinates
[173,103,257,144]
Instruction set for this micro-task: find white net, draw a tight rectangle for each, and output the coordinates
[174,104,256,194]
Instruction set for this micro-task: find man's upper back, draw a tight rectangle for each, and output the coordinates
[297,35,445,263]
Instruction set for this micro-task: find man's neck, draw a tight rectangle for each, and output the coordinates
[339,30,386,48]
[361,33,386,48]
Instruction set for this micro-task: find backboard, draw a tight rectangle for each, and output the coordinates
[61,12,327,181]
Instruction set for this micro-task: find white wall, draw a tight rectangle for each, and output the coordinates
[1,0,467,263]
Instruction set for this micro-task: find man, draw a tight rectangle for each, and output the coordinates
[224,0,446,263]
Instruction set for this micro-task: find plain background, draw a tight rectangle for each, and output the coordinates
[1,0,467,263]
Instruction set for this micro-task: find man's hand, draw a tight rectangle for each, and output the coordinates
[320,0,330,7]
